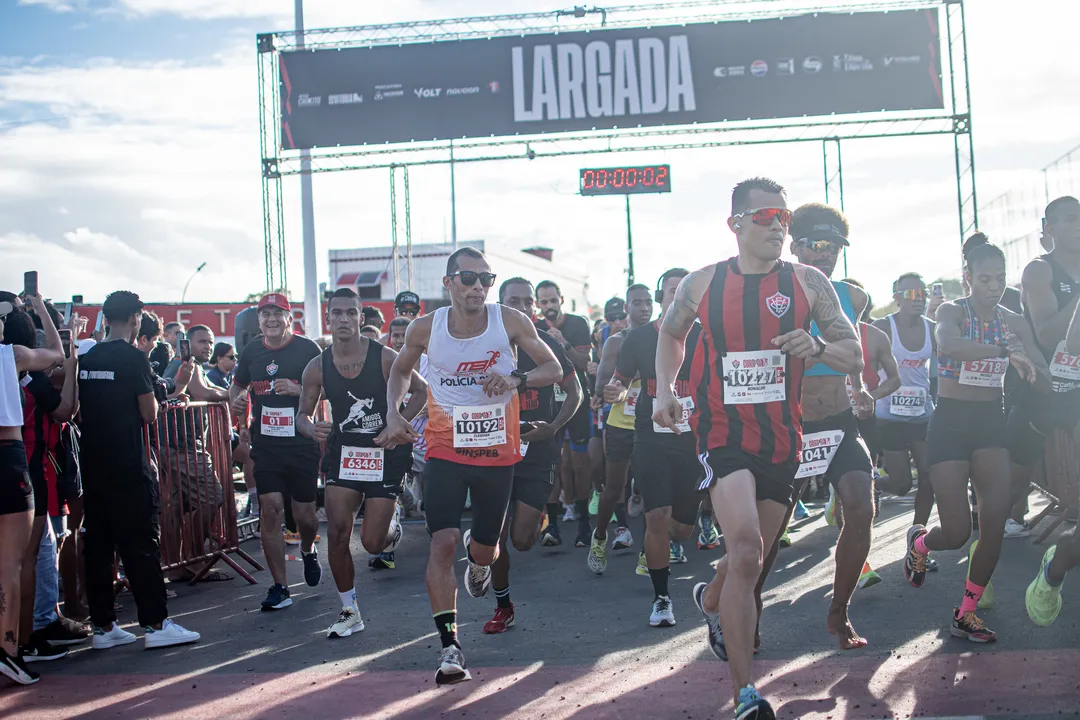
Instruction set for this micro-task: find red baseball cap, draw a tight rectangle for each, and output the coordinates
[258,293,291,312]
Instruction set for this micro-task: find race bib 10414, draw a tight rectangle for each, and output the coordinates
[795,430,845,480]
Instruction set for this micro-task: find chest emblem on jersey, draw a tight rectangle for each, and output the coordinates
[1062,283,1074,295]
[765,292,791,319]
[341,392,382,434]
[266,362,279,376]
[455,350,501,375]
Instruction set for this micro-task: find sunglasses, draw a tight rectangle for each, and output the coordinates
[801,239,844,254]
[896,288,926,301]
[733,207,793,228]
[225,354,237,360]
[605,312,628,322]
[449,271,497,288]
[397,307,420,317]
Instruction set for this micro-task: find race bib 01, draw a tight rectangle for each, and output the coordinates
[958,358,1008,388]
[261,406,296,437]
[622,385,642,417]
[889,386,927,418]
[453,405,508,448]
[339,447,384,483]
[1050,341,1080,389]
[795,430,846,480]
[653,396,695,434]
[722,351,786,405]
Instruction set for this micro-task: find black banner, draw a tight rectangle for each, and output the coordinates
[278,9,942,151]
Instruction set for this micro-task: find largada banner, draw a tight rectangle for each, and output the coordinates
[278,9,942,150]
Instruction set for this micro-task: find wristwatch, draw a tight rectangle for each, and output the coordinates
[510,369,529,387]
[811,336,827,358]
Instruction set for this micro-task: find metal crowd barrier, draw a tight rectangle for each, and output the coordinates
[146,401,263,584]
[1029,428,1080,544]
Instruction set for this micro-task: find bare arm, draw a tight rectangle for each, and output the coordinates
[935,302,1008,361]
[187,365,229,402]
[504,309,562,388]
[1067,293,1080,355]
[137,392,158,425]
[1006,309,1051,393]
[50,356,79,422]
[1022,259,1079,350]
[657,270,707,399]
[869,326,902,401]
[381,345,428,422]
[387,316,430,418]
[594,331,625,391]
[798,266,863,374]
[296,356,324,440]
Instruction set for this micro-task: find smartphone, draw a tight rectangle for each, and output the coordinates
[932,283,944,298]
[178,332,192,362]
[60,302,72,325]
[24,271,38,298]
[59,329,72,358]
[94,311,104,334]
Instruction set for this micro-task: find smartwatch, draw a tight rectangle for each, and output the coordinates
[811,336,827,358]
[510,369,529,387]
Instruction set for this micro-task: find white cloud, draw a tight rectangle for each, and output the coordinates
[17,0,79,12]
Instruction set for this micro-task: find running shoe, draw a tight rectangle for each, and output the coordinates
[649,595,676,627]
[966,539,994,609]
[368,552,396,570]
[636,550,650,577]
[1026,546,1064,627]
[587,531,608,575]
[588,490,600,517]
[903,525,929,589]
[698,516,721,550]
[574,524,592,549]
[951,608,996,643]
[36,616,91,646]
[20,634,68,663]
[302,546,322,586]
[857,561,881,590]
[627,493,644,518]
[435,645,471,685]
[1004,519,1031,538]
[793,500,809,520]
[143,619,201,649]
[462,529,492,598]
[92,623,137,650]
[483,605,515,634]
[778,531,792,548]
[927,557,939,572]
[612,527,634,550]
[734,685,775,720]
[283,530,302,545]
[562,505,578,522]
[692,581,726,661]
[0,649,39,686]
[385,510,404,552]
[260,583,293,611]
[327,607,365,638]
[669,540,688,564]
[825,485,839,527]
[541,526,562,547]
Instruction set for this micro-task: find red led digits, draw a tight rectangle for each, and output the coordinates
[580,165,671,196]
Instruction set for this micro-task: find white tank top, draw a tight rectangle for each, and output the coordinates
[424,304,521,466]
[875,316,934,423]
[0,345,24,427]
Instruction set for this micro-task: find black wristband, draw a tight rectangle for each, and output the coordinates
[998,344,1010,358]
[811,336,827,358]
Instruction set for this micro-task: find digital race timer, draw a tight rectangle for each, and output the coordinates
[579,164,672,196]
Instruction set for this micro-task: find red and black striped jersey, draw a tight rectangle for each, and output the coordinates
[690,258,811,464]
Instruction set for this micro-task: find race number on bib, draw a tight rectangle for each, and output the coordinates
[653,396,695,434]
[519,441,530,457]
[1050,341,1080,389]
[722,350,786,405]
[622,385,642,417]
[795,430,846,480]
[453,405,508,448]
[959,358,1008,388]
[890,387,927,418]
[339,447,384,483]
[261,407,296,437]
[553,385,568,404]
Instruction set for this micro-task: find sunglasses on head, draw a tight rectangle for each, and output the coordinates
[449,271,497,288]
[896,288,926,301]
[606,312,627,322]
[733,207,793,228]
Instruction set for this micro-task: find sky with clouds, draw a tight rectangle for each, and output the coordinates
[2,0,1079,310]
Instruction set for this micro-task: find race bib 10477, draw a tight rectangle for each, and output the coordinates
[339,447,383,483]
[890,386,927,418]
[722,350,786,405]
[261,406,296,437]
[795,430,845,480]
[452,405,508,448]
[958,357,1007,388]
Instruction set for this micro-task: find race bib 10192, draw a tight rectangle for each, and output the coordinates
[452,405,508,448]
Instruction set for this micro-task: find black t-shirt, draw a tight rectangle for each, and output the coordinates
[234,334,321,450]
[536,313,593,401]
[77,340,156,479]
[614,321,702,443]
[518,330,575,468]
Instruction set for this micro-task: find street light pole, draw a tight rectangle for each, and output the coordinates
[182,262,207,303]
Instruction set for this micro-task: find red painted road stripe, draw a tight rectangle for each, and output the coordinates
[2,649,1076,719]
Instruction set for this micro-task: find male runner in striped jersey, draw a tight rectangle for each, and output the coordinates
[653,177,863,720]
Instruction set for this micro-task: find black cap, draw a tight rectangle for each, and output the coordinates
[603,297,626,319]
[798,223,849,247]
[395,291,420,309]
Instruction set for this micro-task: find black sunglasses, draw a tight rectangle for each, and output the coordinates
[449,271,497,288]
[225,354,237,360]
[605,312,627,322]
[397,307,420,316]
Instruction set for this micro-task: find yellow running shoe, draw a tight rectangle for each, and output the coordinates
[967,539,994,609]
[1026,546,1064,627]
[778,531,792,548]
[636,550,650,577]
[825,485,839,527]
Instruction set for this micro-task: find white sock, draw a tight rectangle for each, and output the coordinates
[339,589,358,610]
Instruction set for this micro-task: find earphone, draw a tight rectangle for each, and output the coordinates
[733,222,742,229]
[654,275,665,303]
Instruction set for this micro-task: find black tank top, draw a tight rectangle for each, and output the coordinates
[1026,253,1079,360]
[322,339,391,452]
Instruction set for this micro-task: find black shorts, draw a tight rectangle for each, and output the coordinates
[1008,392,1080,467]
[251,442,321,504]
[633,437,702,526]
[878,420,929,453]
[857,414,881,463]
[323,445,411,501]
[604,425,635,463]
[802,411,873,486]
[0,441,34,516]
[512,462,555,512]
[698,446,798,508]
[424,458,514,547]
[29,469,47,518]
[566,402,592,450]
[927,397,1006,466]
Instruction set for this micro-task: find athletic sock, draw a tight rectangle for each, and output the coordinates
[339,588,358,610]
[958,579,985,616]
[914,532,931,556]
[575,499,590,520]
[613,501,629,528]
[434,611,460,649]
[546,504,561,532]
[494,585,512,609]
[649,566,670,598]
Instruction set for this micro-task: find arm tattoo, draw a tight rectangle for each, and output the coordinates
[805,269,857,342]
[660,276,699,339]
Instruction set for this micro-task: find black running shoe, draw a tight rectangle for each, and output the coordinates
[260,583,293,611]
[903,525,929,589]
[302,546,322,587]
[20,634,68,663]
[36,616,91,646]
[0,649,39,685]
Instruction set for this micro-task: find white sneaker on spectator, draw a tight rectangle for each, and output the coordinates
[93,623,137,650]
[143,619,201,650]
[1004,519,1031,538]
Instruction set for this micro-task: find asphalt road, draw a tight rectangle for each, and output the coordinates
[2,491,1078,719]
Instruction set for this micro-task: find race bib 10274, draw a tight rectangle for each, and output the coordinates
[795,430,845,480]
[958,357,1007,388]
[452,405,508,448]
[890,386,927,418]
[339,447,383,483]
[261,406,296,437]
[722,350,786,405]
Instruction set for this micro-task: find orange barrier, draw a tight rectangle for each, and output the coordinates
[1030,429,1080,544]
[146,401,263,584]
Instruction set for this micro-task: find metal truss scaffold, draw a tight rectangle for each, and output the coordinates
[256,0,975,293]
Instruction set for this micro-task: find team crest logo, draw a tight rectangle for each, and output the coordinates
[766,292,791,319]
[732,360,741,369]
[267,362,279,376]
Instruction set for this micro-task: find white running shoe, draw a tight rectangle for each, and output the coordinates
[385,510,404,552]
[649,595,676,627]
[327,607,365,638]
[1004,519,1031,538]
[627,493,645,518]
[462,529,492,598]
[612,527,633,550]
[143,619,200,650]
[561,505,578,522]
[92,623,137,650]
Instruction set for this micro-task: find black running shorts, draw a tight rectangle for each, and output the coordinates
[927,397,1006,466]
[697,446,798,508]
[511,463,555,512]
[878,420,929,453]
[0,441,33,516]
[604,425,635,463]
[633,437,702,526]
[323,445,411,501]
[802,411,873,487]
[424,458,514,547]
[252,442,321,504]
[565,402,592,449]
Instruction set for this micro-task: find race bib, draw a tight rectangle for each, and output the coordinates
[595,410,604,430]
[1050,341,1080,388]
[722,351,786,405]
[959,358,1007,388]
[553,385,568,403]
[795,430,845,480]
[653,396,695,434]
[452,405,508,448]
[890,386,927,418]
[622,385,642,417]
[261,406,296,437]
[519,441,530,457]
[339,447,383,483]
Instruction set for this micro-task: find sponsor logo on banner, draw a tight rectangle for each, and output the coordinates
[838,53,873,71]
[714,65,747,78]
[328,93,363,105]
[777,58,795,75]
[414,87,443,98]
[766,292,791,319]
[297,94,321,107]
[883,55,921,67]
[750,60,768,77]
[374,83,404,101]
[489,81,501,93]
[446,86,480,96]
[802,56,823,73]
